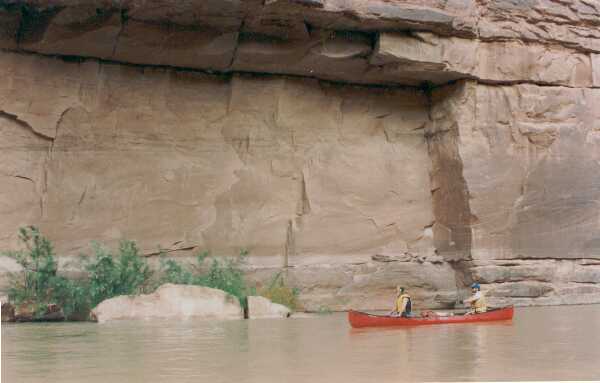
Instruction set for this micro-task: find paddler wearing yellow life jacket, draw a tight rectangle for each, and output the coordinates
[391,286,412,317]
[463,283,487,315]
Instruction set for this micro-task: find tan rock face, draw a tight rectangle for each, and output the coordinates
[0,51,433,260]
[430,81,600,261]
[91,284,244,323]
[1,1,600,309]
[281,256,458,311]
[428,80,600,305]
[373,32,593,87]
[0,51,451,310]
[478,0,600,53]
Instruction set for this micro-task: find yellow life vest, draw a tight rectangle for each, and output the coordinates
[395,294,411,313]
[471,293,487,313]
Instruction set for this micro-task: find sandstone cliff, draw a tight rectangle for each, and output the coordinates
[1,0,600,310]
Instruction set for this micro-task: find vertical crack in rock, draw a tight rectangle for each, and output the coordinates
[78,186,87,206]
[425,81,474,268]
[51,107,71,156]
[284,219,294,268]
[298,171,311,216]
[111,9,127,58]
[13,174,43,219]
[1,110,51,219]
[227,17,244,70]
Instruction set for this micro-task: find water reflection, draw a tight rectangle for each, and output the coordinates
[3,306,600,382]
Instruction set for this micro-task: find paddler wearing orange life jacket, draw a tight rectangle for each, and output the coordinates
[463,283,487,315]
[390,286,412,317]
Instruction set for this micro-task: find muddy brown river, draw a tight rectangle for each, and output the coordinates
[3,305,600,382]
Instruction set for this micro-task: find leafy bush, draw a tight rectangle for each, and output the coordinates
[2,227,88,319]
[201,250,250,308]
[259,272,299,310]
[157,251,207,286]
[2,228,154,319]
[84,240,153,308]
[158,257,194,285]
[4,227,57,305]
[45,276,90,320]
[158,249,252,308]
[3,227,256,319]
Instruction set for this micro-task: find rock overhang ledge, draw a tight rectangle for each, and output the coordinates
[2,0,598,88]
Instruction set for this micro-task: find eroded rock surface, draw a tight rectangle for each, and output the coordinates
[430,81,600,261]
[1,1,600,86]
[428,80,600,305]
[1,1,600,309]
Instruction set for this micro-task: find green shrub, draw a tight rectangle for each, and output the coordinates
[2,227,88,319]
[46,276,91,320]
[2,229,155,319]
[200,249,250,307]
[158,256,194,285]
[84,240,153,307]
[259,272,299,310]
[3,227,255,319]
[158,249,252,309]
[4,226,57,305]
[157,251,208,286]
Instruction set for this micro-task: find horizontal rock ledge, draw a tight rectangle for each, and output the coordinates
[1,2,599,87]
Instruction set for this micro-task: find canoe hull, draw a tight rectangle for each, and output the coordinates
[348,307,514,328]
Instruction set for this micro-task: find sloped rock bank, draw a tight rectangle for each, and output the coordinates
[1,0,600,309]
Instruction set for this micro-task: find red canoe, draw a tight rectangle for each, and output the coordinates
[348,306,514,328]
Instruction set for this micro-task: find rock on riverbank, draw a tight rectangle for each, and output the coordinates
[247,296,291,319]
[91,284,243,323]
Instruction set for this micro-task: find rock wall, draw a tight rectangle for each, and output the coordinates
[428,81,600,306]
[0,51,454,310]
[1,0,600,309]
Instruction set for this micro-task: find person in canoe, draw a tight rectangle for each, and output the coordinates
[463,283,487,315]
[390,286,412,317]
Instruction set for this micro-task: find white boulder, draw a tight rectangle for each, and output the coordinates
[91,284,243,323]
[247,296,291,319]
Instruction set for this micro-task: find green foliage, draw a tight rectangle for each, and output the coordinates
[46,276,91,320]
[159,256,194,285]
[2,228,154,320]
[84,241,153,308]
[158,249,252,309]
[201,250,250,308]
[259,272,299,310]
[157,251,208,286]
[3,227,256,320]
[2,226,88,319]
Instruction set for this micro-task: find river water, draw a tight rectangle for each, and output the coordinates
[3,305,600,382]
